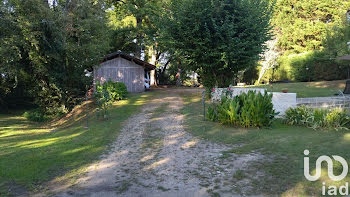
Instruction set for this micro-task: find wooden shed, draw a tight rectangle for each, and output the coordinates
[94,51,156,93]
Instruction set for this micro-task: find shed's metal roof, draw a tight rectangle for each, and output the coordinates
[102,51,156,70]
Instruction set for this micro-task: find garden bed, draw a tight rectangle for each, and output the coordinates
[211,87,296,116]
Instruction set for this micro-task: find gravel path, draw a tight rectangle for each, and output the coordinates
[54,89,263,197]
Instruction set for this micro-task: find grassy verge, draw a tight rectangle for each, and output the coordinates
[0,91,157,196]
[249,80,345,98]
[180,91,350,196]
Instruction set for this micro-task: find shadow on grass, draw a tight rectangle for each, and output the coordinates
[0,91,157,196]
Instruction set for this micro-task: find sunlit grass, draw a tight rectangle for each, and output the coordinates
[180,91,350,195]
[0,91,157,196]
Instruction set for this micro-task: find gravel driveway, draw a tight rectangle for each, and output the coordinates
[54,89,263,197]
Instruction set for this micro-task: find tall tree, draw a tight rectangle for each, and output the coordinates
[108,0,162,58]
[159,0,273,88]
[273,0,350,54]
[0,0,111,113]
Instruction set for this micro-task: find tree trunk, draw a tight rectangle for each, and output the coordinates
[176,60,182,87]
[257,68,266,85]
[135,17,143,59]
[148,47,157,86]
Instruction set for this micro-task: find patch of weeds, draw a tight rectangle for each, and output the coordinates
[207,188,221,197]
[141,136,162,150]
[200,182,210,187]
[157,185,171,192]
[213,185,220,190]
[190,169,208,180]
[116,181,132,194]
[151,103,169,119]
[219,152,231,159]
[211,192,221,197]
[232,184,241,193]
[233,170,246,181]
[214,178,221,184]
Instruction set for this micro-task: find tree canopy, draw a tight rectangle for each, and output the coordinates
[1,0,349,113]
[273,0,350,54]
[0,0,110,113]
[159,0,273,88]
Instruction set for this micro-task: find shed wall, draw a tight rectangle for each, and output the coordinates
[94,57,145,93]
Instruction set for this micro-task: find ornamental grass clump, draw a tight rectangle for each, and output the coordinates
[284,106,350,130]
[207,91,278,127]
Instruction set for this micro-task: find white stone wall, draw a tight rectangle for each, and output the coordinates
[271,92,297,116]
[211,88,266,102]
[211,88,297,116]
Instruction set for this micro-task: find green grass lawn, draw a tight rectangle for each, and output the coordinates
[180,91,350,196]
[0,92,156,196]
[249,80,346,98]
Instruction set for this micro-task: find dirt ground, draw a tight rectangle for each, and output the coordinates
[50,89,264,197]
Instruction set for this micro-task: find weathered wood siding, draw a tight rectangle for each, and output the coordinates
[94,57,145,93]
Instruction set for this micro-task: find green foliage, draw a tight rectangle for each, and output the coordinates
[95,81,113,119]
[23,107,65,122]
[273,0,350,53]
[326,108,350,129]
[94,80,128,119]
[181,91,350,195]
[207,104,218,122]
[284,106,350,130]
[100,80,128,101]
[217,97,241,125]
[265,51,349,82]
[23,109,50,122]
[114,82,128,100]
[284,106,312,125]
[107,0,164,57]
[239,91,277,127]
[208,91,278,127]
[0,0,111,114]
[242,66,259,85]
[160,0,273,89]
[264,0,350,82]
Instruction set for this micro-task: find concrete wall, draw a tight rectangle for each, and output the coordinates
[94,57,145,93]
[211,88,297,116]
[272,92,297,116]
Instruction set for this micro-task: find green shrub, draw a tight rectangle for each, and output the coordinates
[285,106,313,126]
[217,97,240,125]
[100,80,128,101]
[207,104,218,121]
[242,65,259,85]
[239,91,277,127]
[284,106,350,130]
[114,82,128,100]
[94,80,128,119]
[325,108,350,129]
[23,109,50,122]
[262,51,348,82]
[207,91,278,127]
